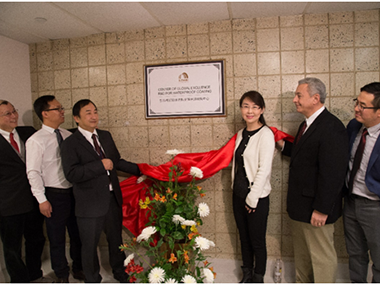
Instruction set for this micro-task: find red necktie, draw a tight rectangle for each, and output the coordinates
[295,121,306,145]
[10,133,20,153]
[348,128,368,193]
[92,134,105,158]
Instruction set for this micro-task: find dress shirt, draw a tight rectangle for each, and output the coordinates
[77,126,113,190]
[0,128,21,150]
[347,122,380,201]
[282,106,325,151]
[304,106,325,133]
[26,124,72,204]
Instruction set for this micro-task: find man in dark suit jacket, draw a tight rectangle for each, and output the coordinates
[0,100,48,282]
[60,99,141,283]
[343,82,380,283]
[278,78,348,283]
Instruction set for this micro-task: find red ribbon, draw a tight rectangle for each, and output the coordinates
[121,127,294,236]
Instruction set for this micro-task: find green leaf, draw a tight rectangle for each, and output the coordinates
[160,228,166,236]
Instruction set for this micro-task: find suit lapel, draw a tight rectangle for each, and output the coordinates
[291,110,327,160]
[367,131,380,172]
[75,131,102,160]
[0,132,24,162]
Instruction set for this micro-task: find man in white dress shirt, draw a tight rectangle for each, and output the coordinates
[26,95,84,283]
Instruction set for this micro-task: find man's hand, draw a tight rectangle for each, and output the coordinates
[310,210,328,227]
[276,139,284,150]
[102,158,113,171]
[39,201,52,218]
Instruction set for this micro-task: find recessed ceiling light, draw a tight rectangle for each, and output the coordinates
[34,17,47,23]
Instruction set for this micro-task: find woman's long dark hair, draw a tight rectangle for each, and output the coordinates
[239,90,266,126]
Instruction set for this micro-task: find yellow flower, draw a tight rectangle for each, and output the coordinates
[145,197,151,204]
[190,225,198,233]
[181,225,186,230]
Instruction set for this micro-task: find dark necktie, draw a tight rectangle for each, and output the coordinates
[348,128,368,193]
[10,133,20,153]
[295,121,307,145]
[92,134,105,158]
[54,129,63,146]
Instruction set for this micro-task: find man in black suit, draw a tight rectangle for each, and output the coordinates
[60,99,141,283]
[0,100,49,282]
[277,78,348,282]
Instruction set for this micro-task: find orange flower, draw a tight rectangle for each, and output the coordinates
[197,186,202,191]
[166,188,172,194]
[200,193,206,197]
[203,260,209,266]
[160,196,167,203]
[210,267,217,277]
[168,253,177,264]
[183,250,190,264]
[154,193,161,201]
[173,193,177,200]
[188,232,197,240]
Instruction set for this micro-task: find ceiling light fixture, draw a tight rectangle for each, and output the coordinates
[34,17,47,24]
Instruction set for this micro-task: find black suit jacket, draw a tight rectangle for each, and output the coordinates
[60,129,140,218]
[283,109,349,224]
[0,126,37,216]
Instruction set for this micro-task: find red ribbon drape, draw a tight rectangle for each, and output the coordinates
[121,127,293,236]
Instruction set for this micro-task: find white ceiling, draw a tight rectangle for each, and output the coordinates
[1,2,380,44]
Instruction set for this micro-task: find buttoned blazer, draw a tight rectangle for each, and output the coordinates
[283,109,349,224]
[60,129,140,218]
[346,118,380,198]
[0,126,36,216]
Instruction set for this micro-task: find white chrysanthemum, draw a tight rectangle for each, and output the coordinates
[198,202,210,218]
[165,278,178,283]
[137,175,147,184]
[181,275,196,283]
[181,220,197,227]
[189,166,203,179]
[148,267,165,283]
[172,214,185,225]
[208,240,215,248]
[202,268,214,283]
[194,236,215,251]
[124,253,134,266]
[137,226,157,243]
[166,149,184,156]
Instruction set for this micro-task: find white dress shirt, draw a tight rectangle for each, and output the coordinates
[0,128,24,162]
[304,106,325,134]
[347,122,380,201]
[77,126,113,190]
[26,124,72,204]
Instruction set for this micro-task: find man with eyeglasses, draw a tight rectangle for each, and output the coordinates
[343,82,380,282]
[26,95,84,283]
[0,100,50,282]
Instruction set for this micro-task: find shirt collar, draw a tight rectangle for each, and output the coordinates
[78,126,98,141]
[42,124,57,134]
[365,121,380,137]
[0,128,17,139]
[305,106,325,127]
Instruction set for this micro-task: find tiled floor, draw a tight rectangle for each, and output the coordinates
[1,246,355,283]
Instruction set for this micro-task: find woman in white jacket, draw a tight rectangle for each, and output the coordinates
[232,91,275,283]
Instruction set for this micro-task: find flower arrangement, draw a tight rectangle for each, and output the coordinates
[120,150,216,283]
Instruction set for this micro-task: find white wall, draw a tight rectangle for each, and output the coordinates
[0,34,33,125]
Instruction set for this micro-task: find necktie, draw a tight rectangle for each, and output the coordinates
[10,133,20,153]
[295,121,307,145]
[92,134,105,158]
[54,129,63,146]
[348,128,368,193]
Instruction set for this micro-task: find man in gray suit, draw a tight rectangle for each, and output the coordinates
[61,99,141,283]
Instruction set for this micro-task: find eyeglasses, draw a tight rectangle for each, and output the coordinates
[353,99,379,111]
[0,109,18,117]
[44,107,65,112]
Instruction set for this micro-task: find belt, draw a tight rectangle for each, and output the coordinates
[45,187,73,194]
